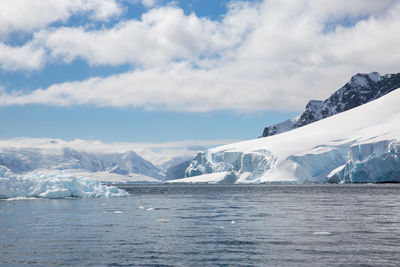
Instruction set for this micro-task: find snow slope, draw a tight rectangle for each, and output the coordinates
[261,72,400,137]
[183,88,400,183]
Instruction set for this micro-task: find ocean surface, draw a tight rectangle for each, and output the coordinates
[1,184,400,266]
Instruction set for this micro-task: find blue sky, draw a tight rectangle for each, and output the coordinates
[0,0,295,142]
[0,0,399,143]
[0,105,295,141]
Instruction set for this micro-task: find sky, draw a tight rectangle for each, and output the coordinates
[1,0,400,144]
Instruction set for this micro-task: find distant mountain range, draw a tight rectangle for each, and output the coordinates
[261,72,400,137]
[0,138,211,183]
[0,147,164,183]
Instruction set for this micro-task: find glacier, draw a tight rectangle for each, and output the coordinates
[0,166,128,199]
[180,88,400,184]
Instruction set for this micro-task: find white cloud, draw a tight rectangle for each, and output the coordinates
[36,5,256,67]
[2,0,400,111]
[305,0,398,19]
[0,63,277,112]
[0,0,121,39]
[0,42,45,71]
[0,0,121,70]
[141,0,157,8]
[88,0,122,19]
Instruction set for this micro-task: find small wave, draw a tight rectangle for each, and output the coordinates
[0,166,128,199]
[146,208,154,211]
[156,218,171,223]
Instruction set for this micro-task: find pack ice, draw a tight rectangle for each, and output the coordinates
[180,88,400,184]
[0,166,128,199]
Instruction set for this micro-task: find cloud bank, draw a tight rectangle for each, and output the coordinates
[1,0,400,112]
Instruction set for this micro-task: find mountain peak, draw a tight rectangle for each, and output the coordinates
[261,72,400,137]
[367,71,381,82]
[350,72,381,87]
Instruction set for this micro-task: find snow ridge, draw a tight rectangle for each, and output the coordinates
[261,72,400,137]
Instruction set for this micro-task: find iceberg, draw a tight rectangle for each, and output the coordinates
[183,88,400,184]
[0,166,128,199]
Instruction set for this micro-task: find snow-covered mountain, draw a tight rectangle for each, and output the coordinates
[0,138,233,183]
[172,86,400,184]
[0,147,164,183]
[261,72,400,137]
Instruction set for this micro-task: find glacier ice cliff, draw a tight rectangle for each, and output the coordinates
[185,139,400,184]
[185,150,277,183]
[328,141,400,183]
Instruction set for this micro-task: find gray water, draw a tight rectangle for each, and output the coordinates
[1,184,400,266]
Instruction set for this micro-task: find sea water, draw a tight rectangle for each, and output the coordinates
[1,184,400,266]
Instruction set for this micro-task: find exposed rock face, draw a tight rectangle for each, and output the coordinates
[261,72,400,137]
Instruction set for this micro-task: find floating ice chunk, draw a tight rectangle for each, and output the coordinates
[167,171,230,184]
[146,207,154,211]
[0,166,128,199]
[312,231,332,235]
[156,218,171,223]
